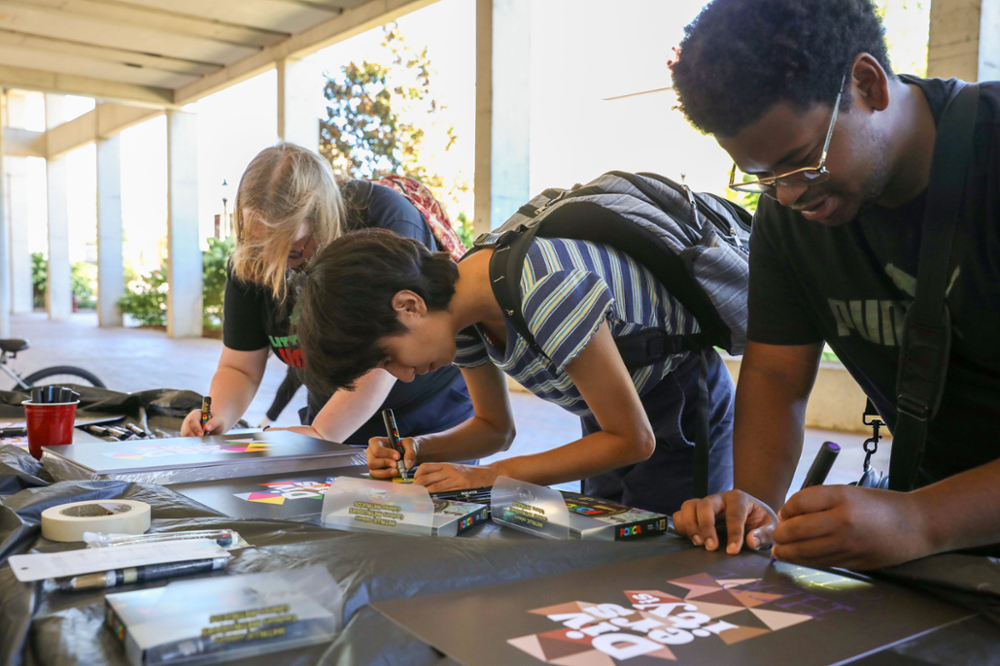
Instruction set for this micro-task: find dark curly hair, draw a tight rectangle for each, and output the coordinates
[295,229,459,394]
[670,0,893,137]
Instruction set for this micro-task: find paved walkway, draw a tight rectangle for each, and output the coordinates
[4,312,888,494]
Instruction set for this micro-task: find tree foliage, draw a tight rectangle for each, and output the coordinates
[319,23,471,243]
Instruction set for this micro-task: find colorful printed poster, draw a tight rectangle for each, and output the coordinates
[42,431,361,485]
[100,438,272,460]
[173,471,488,536]
[233,479,333,505]
[372,548,972,666]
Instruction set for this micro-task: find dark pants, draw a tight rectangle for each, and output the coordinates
[581,350,735,515]
[266,368,303,421]
[299,372,475,447]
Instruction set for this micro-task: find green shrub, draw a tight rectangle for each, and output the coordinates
[29,254,98,310]
[31,252,46,309]
[117,237,234,332]
[202,236,234,331]
[71,262,97,309]
[117,261,168,327]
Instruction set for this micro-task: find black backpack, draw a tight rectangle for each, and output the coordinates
[467,171,752,496]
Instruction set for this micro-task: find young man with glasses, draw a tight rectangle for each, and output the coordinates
[668,0,1000,569]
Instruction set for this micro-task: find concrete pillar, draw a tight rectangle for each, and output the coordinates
[927,0,1000,81]
[277,57,321,153]
[166,110,202,339]
[473,0,531,235]
[45,94,72,321]
[0,93,9,338]
[5,92,31,314]
[96,134,124,327]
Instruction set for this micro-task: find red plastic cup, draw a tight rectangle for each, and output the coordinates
[22,400,79,460]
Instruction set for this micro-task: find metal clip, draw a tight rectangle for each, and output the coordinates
[862,409,884,473]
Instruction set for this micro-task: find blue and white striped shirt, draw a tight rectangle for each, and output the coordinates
[454,238,698,418]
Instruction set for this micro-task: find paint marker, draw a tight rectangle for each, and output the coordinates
[800,441,841,490]
[125,424,148,438]
[771,441,841,564]
[105,426,132,441]
[381,408,409,481]
[53,556,229,591]
[200,396,212,432]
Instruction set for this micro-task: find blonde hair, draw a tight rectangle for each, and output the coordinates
[230,143,346,300]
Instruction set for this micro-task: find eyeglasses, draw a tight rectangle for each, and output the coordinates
[287,234,314,261]
[728,76,846,194]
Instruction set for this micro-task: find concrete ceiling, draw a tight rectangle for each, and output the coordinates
[0,0,429,107]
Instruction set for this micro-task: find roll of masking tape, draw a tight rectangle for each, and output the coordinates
[41,499,151,543]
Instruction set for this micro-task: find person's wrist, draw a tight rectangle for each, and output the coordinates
[906,488,945,557]
[486,460,509,484]
[410,436,424,464]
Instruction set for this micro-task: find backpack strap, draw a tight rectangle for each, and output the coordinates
[487,224,549,360]
[484,213,715,499]
[890,83,979,491]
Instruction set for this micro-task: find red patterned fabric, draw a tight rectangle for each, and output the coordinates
[370,175,467,262]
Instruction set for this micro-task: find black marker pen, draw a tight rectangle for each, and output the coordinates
[801,441,840,489]
[381,408,408,481]
[771,441,841,564]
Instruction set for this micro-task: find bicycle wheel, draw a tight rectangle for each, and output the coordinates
[23,366,106,389]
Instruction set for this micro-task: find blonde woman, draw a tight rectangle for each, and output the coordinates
[180,143,474,443]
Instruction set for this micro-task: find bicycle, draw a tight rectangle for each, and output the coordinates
[1,338,106,390]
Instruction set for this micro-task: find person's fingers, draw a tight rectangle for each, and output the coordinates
[202,416,224,436]
[420,474,469,493]
[367,437,400,460]
[773,511,839,545]
[412,463,444,481]
[366,442,398,471]
[180,410,201,436]
[779,485,842,521]
[772,534,851,566]
[401,437,418,469]
[746,522,776,551]
[367,466,397,479]
[672,499,700,539]
[694,495,726,551]
[724,498,753,555]
[412,470,451,488]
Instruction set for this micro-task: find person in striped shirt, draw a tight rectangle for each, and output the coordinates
[297,228,735,513]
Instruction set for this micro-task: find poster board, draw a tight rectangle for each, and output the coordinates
[373,548,972,666]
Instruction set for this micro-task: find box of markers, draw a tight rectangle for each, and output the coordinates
[104,567,339,666]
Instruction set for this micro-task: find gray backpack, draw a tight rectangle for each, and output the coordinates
[469,171,752,496]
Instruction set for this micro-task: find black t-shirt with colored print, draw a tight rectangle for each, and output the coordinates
[222,179,459,413]
[748,75,1000,486]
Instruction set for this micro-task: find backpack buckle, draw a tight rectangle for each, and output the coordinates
[495,225,529,248]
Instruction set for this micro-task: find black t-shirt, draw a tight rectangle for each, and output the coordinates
[223,180,459,414]
[748,75,1000,485]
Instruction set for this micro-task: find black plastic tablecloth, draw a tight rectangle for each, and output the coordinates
[2,443,1000,666]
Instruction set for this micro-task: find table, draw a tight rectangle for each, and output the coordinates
[2,445,999,666]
